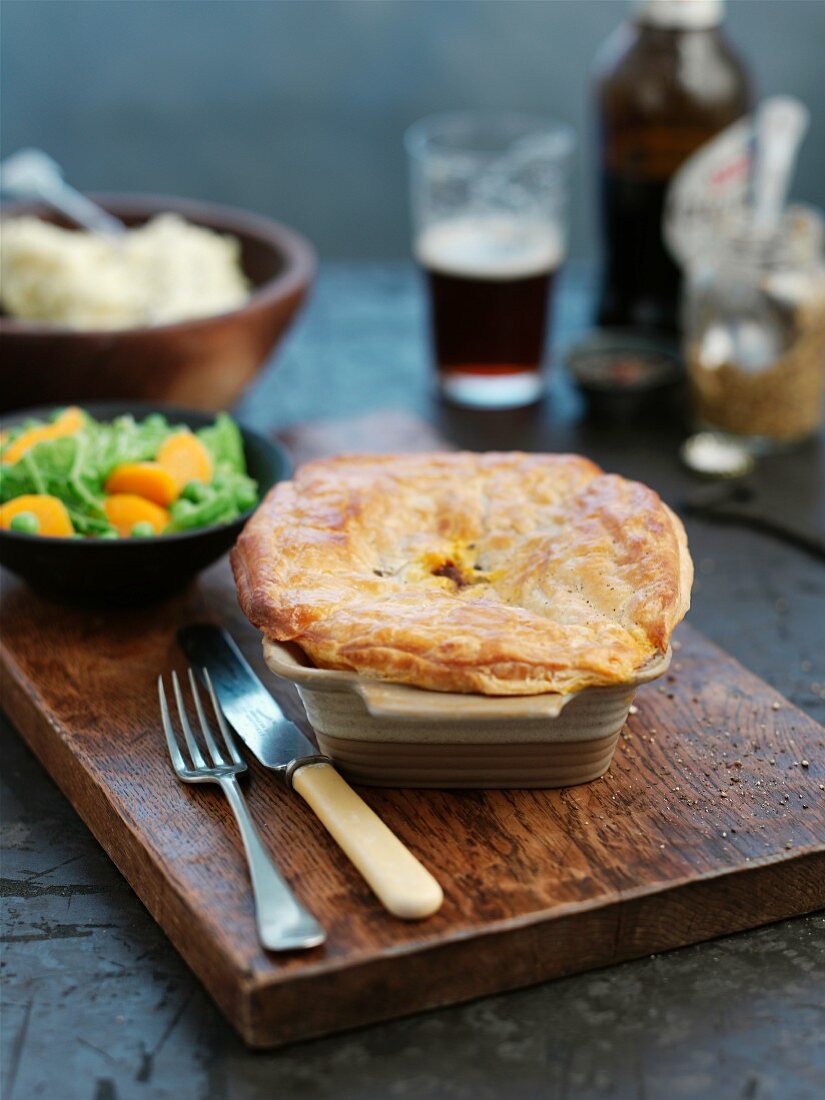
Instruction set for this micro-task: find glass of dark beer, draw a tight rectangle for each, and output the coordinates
[406,112,574,408]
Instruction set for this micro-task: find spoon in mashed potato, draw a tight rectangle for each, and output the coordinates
[1,148,127,237]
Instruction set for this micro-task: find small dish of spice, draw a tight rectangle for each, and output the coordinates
[565,331,682,418]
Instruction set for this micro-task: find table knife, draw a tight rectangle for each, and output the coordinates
[178,624,443,921]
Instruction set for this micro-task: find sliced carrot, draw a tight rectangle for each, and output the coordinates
[103,494,170,537]
[53,406,85,433]
[156,432,213,490]
[2,426,55,464]
[0,494,75,537]
[2,406,85,465]
[105,461,179,506]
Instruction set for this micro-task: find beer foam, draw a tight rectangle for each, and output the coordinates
[415,215,563,280]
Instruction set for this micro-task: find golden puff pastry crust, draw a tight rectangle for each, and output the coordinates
[232,452,693,695]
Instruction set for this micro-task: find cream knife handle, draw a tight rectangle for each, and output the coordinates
[291,762,443,920]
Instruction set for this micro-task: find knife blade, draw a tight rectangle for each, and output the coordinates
[177,623,444,921]
[178,623,328,781]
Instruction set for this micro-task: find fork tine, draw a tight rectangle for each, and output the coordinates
[188,668,225,766]
[171,670,207,768]
[158,675,187,775]
[203,668,243,765]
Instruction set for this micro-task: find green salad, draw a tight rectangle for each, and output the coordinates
[0,407,257,538]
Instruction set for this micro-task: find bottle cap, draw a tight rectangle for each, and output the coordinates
[635,0,724,30]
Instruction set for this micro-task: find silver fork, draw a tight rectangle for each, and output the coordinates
[158,668,326,951]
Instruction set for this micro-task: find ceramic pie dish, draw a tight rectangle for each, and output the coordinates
[234,450,693,788]
[263,638,672,788]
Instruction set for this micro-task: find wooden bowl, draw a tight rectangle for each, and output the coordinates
[0,195,316,413]
[0,401,290,605]
[262,639,672,789]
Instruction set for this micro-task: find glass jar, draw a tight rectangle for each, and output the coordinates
[684,205,825,450]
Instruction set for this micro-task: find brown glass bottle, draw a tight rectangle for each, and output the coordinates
[595,0,751,335]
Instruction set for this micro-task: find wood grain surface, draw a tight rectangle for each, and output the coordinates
[1,414,823,1049]
[2,570,823,1048]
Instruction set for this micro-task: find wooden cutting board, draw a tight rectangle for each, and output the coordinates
[3,571,824,1049]
[1,412,824,1049]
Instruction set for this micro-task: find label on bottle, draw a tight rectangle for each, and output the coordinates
[635,0,724,29]
[604,123,730,181]
[663,115,752,272]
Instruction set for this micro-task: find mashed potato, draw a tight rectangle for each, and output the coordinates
[0,214,250,330]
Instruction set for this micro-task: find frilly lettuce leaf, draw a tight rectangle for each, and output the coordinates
[0,409,257,538]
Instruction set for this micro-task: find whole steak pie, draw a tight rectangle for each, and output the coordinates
[233,452,693,695]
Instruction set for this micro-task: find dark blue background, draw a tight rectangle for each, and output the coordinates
[2,0,824,259]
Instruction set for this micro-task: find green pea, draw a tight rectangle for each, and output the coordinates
[181,480,209,503]
[131,521,156,538]
[236,486,258,511]
[99,528,120,540]
[9,511,40,534]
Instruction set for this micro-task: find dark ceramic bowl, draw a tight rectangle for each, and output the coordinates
[0,402,290,604]
[0,195,315,413]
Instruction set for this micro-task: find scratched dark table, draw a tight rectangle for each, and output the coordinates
[2,265,824,1100]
